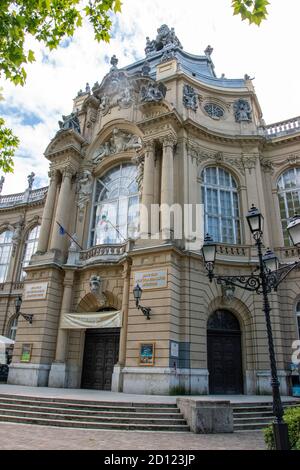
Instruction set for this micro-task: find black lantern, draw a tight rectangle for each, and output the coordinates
[287,214,300,246]
[246,205,264,234]
[133,284,151,320]
[133,284,142,307]
[263,248,279,273]
[15,296,22,314]
[15,296,33,324]
[201,234,216,265]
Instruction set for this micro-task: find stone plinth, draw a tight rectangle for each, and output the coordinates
[177,398,233,433]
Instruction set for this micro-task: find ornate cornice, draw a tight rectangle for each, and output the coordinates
[186,141,260,175]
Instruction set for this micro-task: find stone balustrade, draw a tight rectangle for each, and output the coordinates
[79,243,128,261]
[265,116,300,138]
[0,187,48,208]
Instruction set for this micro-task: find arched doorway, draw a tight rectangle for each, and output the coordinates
[207,309,243,394]
[81,308,120,390]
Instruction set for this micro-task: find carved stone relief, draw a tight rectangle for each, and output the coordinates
[183,84,198,111]
[92,128,143,164]
[140,81,167,103]
[233,99,252,122]
[77,170,93,221]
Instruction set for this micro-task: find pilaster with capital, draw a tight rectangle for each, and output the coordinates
[140,140,155,237]
[54,270,75,363]
[118,260,132,366]
[160,135,177,239]
[49,166,76,253]
[37,169,59,253]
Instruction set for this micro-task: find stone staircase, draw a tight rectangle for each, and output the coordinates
[0,394,189,432]
[233,401,300,432]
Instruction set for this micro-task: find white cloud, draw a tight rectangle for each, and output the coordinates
[1,0,300,194]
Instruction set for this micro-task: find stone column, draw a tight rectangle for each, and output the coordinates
[37,169,59,253]
[160,135,176,239]
[112,260,131,392]
[140,140,155,238]
[49,167,74,253]
[48,269,75,388]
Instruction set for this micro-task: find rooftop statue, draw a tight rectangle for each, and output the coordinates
[58,112,81,133]
[0,176,5,195]
[27,172,35,190]
[145,24,183,56]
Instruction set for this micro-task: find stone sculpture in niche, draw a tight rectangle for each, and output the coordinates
[132,154,145,193]
[77,170,93,221]
[183,84,198,111]
[234,99,252,122]
[93,129,143,164]
[58,112,81,133]
[12,215,24,256]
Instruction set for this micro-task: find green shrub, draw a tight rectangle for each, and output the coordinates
[264,406,300,450]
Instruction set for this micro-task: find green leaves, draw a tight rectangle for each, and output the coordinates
[0,1,122,173]
[232,0,270,25]
[0,118,18,173]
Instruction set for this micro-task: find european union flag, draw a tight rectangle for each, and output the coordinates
[58,223,66,235]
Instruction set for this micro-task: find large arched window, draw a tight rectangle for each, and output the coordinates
[20,225,40,280]
[0,230,13,283]
[277,168,300,245]
[91,163,139,245]
[201,167,241,244]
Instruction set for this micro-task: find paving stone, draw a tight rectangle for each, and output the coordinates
[0,422,266,450]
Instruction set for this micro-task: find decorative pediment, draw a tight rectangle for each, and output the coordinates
[44,129,86,160]
[92,128,143,165]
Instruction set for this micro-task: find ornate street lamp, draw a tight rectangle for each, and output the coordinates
[133,284,151,320]
[201,206,300,450]
[15,296,33,324]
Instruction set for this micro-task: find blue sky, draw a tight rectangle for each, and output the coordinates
[1,0,300,194]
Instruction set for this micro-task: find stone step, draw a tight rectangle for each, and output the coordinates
[233,416,273,425]
[0,403,183,418]
[0,393,176,408]
[0,408,186,425]
[234,422,271,431]
[233,411,274,418]
[0,397,178,414]
[0,414,190,432]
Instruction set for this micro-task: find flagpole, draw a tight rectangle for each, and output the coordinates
[56,221,83,250]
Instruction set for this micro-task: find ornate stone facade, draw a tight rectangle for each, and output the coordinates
[0,25,299,398]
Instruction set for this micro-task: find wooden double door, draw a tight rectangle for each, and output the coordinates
[81,328,120,390]
[207,310,243,395]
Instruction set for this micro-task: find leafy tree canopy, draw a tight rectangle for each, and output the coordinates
[232,0,270,25]
[0,0,121,173]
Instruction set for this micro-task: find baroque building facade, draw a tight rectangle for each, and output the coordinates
[1,25,300,395]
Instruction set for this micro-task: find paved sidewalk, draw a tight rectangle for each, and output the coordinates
[0,384,298,404]
[0,422,266,450]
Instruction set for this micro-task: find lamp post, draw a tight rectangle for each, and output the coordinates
[133,284,151,320]
[15,296,33,324]
[201,205,300,450]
